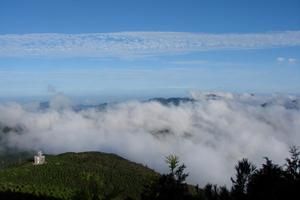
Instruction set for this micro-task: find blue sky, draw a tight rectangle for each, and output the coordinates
[0,0,300,101]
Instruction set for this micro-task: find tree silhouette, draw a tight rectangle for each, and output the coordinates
[218,186,231,200]
[203,184,231,200]
[231,158,255,200]
[143,149,300,200]
[285,146,300,180]
[247,157,285,200]
[284,146,300,199]
[204,184,218,200]
[141,154,193,200]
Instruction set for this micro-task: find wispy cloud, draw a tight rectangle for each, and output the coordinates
[288,58,297,63]
[277,57,286,62]
[276,56,297,64]
[0,31,300,58]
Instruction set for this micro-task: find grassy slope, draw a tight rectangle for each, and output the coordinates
[0,152,159,200]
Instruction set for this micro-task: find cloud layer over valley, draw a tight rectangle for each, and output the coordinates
[0,93,300,186]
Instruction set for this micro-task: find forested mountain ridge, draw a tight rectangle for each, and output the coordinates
[0,152,159,200]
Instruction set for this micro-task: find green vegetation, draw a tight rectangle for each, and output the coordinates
[0,151,33,169]
[0,147,299,200]
[0,152,158,200]
[141,154,195,200]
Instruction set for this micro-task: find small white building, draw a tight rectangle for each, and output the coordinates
[34,151,45,165]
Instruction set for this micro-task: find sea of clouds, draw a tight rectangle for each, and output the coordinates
[0,92,299,186]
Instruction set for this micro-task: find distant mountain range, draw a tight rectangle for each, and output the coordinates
[39,101,109,111]
[147,97,195,105]
[38,95,300,111]
[39,97,196,111]
[261,99,299,110]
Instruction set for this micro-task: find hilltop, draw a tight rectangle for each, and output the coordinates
[0,152,158,200]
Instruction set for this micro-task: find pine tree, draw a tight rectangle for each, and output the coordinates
[231,158,255,200]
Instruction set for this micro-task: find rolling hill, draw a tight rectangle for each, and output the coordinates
[0,152,159,200]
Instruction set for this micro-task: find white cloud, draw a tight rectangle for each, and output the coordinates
[288,58,297,63]
[0,31,300,58]
[277,57,297,64]
[0,93,300,186]
[277,57,285,62]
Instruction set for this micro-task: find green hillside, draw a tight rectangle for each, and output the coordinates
[0,152,159,200]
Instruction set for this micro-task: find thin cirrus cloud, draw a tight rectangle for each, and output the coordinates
[0,31,300,58]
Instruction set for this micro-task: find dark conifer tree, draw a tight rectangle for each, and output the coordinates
[203,184,218,200]
[284,146,300,199]
[218,186,231,200]
[231,158,255,200]
[141,155,194,200]
[247,158,285,200]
